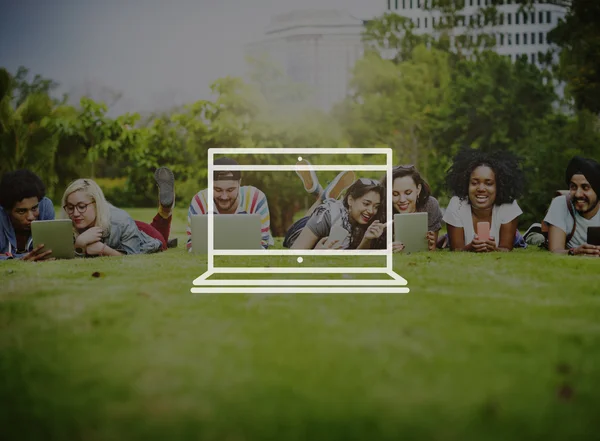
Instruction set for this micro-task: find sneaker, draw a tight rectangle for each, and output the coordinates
[323,171,356,200]
[167,238,178,249]
[523,223,542,241]
[154,167,175,208]
[295,160,322,196]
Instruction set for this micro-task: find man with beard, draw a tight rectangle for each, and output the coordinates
[186,157,274,250]
[0,170,56,261]
[544,156,600,256]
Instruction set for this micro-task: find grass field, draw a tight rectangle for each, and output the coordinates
[1,208,600,441]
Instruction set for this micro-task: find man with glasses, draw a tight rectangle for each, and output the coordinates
[0,169,56,261]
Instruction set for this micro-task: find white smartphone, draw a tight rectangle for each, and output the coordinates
[328,224,349,244]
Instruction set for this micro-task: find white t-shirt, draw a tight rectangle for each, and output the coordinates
[442,196,523,246]
[543,195,600,248]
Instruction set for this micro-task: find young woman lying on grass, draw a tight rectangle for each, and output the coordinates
[61,168,176,257]
[442,148,526,252]
[371,165,444,253]
[284,174,386,250]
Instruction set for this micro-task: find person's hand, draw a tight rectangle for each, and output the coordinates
[470,235,489,253]
[75,226,103,248]
[426,231,436,251]
[484,236,497,252]
[85,241,106,256]
[392,242,405,253]
[21,244,54,262]
[315,237,343,250]
[572,244,600,257]
[364,220,385,241]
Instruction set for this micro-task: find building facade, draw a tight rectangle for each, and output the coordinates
[245,10,366,111]
[386,0,567,64]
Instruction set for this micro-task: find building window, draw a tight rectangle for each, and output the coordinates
[417,0,421,7]
[500,33,505,45]
[539,11,543,23]
[524,33,528,44]
[410,0,413,8]
[523,12,528,24]
[531,32,535,44]
[417,17,421,28]
[432,16,436,26]
[546,11,551,23]
[425,17,428,28]
[531,12,535,24]
[499,13,504,25]
[516,13,520,24]
[470,0,473,5]
[539,32,544,44]
[508,33,512,45]
[508,13,512,25]
[516,33,520,44]
[531,53,535,63]
[477,0,481,5]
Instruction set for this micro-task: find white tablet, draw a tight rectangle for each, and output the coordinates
[394,212,428,254]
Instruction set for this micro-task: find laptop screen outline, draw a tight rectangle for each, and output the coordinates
[206,148,394,273]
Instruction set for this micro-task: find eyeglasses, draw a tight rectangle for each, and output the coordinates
[63,201,95,215]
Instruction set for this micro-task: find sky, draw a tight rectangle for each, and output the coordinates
[0,0,384,115]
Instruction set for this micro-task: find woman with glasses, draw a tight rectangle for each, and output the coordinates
[61,167,176,257]
[283,178,386,250]
[442,147,526,252]
[372,165,444,252]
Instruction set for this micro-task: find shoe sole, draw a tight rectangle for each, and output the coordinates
[325,171,356,200]
[296,160,315,192]
[154,167,175,208]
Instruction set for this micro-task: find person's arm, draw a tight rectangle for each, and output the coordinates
[85,241,123,257]
[254,191,273,249]
[447,225,470,251]
[491,218,519,252]
[291,227,320,249]
[548,224,600,256]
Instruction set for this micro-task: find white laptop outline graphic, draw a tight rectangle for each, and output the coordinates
[190,147,410,294]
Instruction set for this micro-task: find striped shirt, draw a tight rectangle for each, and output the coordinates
[186,186,274,250]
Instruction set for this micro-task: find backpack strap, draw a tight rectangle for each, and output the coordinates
[565,193,577,244]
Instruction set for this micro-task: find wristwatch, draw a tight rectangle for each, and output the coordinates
[568,248,575,256]
[75,247,85,257]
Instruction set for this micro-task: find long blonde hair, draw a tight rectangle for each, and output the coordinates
[61,178,111,236]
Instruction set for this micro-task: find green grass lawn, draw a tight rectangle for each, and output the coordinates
[1,208,600,441]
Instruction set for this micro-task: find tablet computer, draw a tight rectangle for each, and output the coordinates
[31,219,75,259]
[394,212,428,254]
[588,226,600,246]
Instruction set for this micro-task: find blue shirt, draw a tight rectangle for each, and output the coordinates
[0,197,55,260]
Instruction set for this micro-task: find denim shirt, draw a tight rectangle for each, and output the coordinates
[0,197,55,260]
[103,204,162,255]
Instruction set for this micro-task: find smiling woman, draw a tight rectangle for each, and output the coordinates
[442,147,526,253]
[284,178,386,250]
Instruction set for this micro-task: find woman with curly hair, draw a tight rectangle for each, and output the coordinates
[442,147,526,252]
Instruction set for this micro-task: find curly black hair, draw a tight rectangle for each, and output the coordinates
[445,147,525,205]
[0,169,46,210]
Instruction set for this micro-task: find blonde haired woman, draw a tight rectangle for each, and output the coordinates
[61,168,175,256]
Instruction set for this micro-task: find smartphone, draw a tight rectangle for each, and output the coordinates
[477,222,491,241]
[588,226,600,246]
[328,224,349,244]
